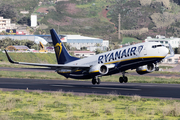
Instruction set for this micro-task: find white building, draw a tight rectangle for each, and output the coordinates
[162,54,180,64]
[0,35,47,45]
[103,40,109,48]
[63,35,108,51]
[69,51,96,58]
[0,17,16,32]
[0,34,109,51]
[20,11,29,14]
[31,15,37,27]
[145,35,180,48]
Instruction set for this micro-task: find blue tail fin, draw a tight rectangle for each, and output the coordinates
[50,29,79,64]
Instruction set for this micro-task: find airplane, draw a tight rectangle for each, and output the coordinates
[4,29,174,85]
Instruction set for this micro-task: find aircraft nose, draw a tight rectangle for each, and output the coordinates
[163,47,169,56]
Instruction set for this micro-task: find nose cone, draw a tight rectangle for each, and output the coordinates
[163,47,169,57]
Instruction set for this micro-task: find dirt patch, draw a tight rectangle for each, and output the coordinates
[37,7,48,14]
[101,9,117,31]
[65,3,81,14]
[47,17,73,26]
[47,17,95,26]
[164,64,180,72]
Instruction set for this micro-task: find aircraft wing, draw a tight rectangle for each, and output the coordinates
[4,50,90,69]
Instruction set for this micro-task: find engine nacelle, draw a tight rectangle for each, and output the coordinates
[89,64,115,75]
[136,63,155,75]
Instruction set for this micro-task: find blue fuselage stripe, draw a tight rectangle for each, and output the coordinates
[58,57,163,79]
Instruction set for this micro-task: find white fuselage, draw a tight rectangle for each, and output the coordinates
[66,42,169,67]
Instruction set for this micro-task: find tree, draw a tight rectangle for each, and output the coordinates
[173,0,180,5]
[48,6,56,12]
[17,17,30,26]
[95,48,103,54]
[64,43,71,50]
[177,44,180,54]
[81,47,87,51]
[25,41,35,49]
[0,31,8,35]
[0,4,17,22]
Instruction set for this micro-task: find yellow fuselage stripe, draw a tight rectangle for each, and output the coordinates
[89,70,99,74]
[104,56,165,65]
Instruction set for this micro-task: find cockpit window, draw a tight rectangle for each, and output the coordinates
[152,45,163,48]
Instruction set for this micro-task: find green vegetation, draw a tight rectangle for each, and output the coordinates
[159,66,173,69]
[0,38,35,49]
[0,0,180,43]
[0,52,57,64]
[0,90,180,119]
[1,0,180,42]
[121,37,140,44]
[0,71,66,80]
[1,69,180,84]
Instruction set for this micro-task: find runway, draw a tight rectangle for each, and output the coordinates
[1,77,180,99]
[0,67,179,77]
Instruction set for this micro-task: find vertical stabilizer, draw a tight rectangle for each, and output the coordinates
[50,29,79,64]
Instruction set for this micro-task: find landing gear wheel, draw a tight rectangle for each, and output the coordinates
[96,78,101,85]
[123,77,128,83]
[155,67,159,71]
[92,78,96,85]
[119,77,124,83]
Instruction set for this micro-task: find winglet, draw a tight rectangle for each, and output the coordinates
[164,43,174,59]
[4,49,18,64]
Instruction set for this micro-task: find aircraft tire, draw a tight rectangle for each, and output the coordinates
[92,78,96,85]
[97,78,100,84]
[155,67,159,71]
[119,77,124,83]
[124,77,128,83]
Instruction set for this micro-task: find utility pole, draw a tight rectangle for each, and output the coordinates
[58,25,59,35]
[118,13,121,40]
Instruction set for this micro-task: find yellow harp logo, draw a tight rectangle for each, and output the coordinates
[54,43,62,60]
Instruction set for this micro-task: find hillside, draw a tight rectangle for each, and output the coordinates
[0,0,180,43]
[0,52,57,64]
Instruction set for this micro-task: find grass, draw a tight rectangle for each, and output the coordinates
[0,71,67,80]
[0,62,47,68]
[0,52,57,64]
[101,74,180,84]
[121,37,140,44]
[159,66,173,69]
[0,90,180,119]
[1,69,180,84]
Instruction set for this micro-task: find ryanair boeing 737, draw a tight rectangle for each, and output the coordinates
[5,29,174,85]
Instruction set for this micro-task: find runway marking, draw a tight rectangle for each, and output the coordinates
[92,87,141,91]
[50,85,141,91]
[51,85,74,87]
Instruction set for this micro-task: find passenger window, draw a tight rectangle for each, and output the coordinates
[152,45,163,48]
[156,45,162,47]
[152,45,156,48]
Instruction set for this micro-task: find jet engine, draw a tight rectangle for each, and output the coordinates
[89,64,115,75]
[136,63,155,75]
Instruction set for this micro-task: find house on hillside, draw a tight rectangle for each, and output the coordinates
[145,35,180,48]
[68,51,96,58]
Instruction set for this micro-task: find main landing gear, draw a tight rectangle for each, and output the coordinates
[119,72,128,83]
[92,77,101,85]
